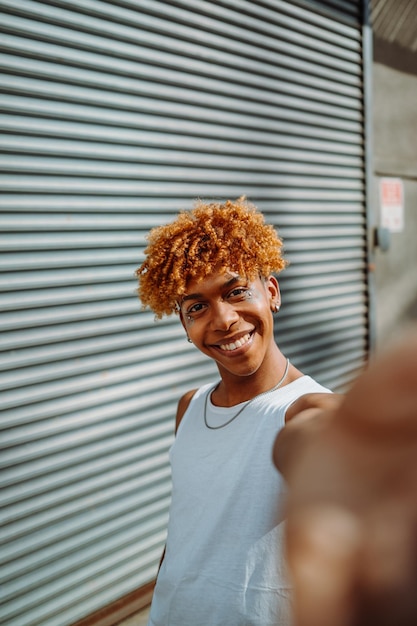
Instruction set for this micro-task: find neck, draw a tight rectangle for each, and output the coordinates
[213,350,290,407]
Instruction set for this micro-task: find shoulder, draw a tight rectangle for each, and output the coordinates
[283,375,336,423]
[175,388,198,433]
[285,391,342,423]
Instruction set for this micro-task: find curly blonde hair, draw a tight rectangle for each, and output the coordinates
[136,197,288,318]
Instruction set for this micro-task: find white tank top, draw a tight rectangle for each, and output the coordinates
[148,376,331,626]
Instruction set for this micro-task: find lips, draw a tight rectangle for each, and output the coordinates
[218,332,252,352]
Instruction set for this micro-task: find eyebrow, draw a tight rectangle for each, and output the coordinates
[180,275,242,304]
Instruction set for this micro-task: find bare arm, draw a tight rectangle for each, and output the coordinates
[276,329,417,626]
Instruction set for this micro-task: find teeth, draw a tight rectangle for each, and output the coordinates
[219,333,251,352]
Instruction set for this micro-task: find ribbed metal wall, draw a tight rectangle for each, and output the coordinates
[0,1,368,624]
[371,0,417,49]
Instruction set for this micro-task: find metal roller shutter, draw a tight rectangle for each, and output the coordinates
[0,1,368,624]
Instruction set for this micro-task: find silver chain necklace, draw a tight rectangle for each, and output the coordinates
[204,358,290,430]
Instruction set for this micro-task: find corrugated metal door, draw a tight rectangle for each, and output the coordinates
[0,1,368,624]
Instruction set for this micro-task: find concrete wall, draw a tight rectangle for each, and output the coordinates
[371,29,417,348]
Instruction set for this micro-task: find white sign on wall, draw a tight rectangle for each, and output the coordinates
[380,177,404,233]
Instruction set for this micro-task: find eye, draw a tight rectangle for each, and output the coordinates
[227,286,251,300]
[187,302,206,315]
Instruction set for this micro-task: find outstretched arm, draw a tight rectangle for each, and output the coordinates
[275,328,417,626]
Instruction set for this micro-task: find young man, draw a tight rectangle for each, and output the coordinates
[137,197,338,626]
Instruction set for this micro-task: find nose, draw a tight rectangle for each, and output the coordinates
[210,300,239,331]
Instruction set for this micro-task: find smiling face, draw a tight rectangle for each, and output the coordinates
[179,271,280,382]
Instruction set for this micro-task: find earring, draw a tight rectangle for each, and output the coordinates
[186,335,192,343]
[273,303,280,313]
